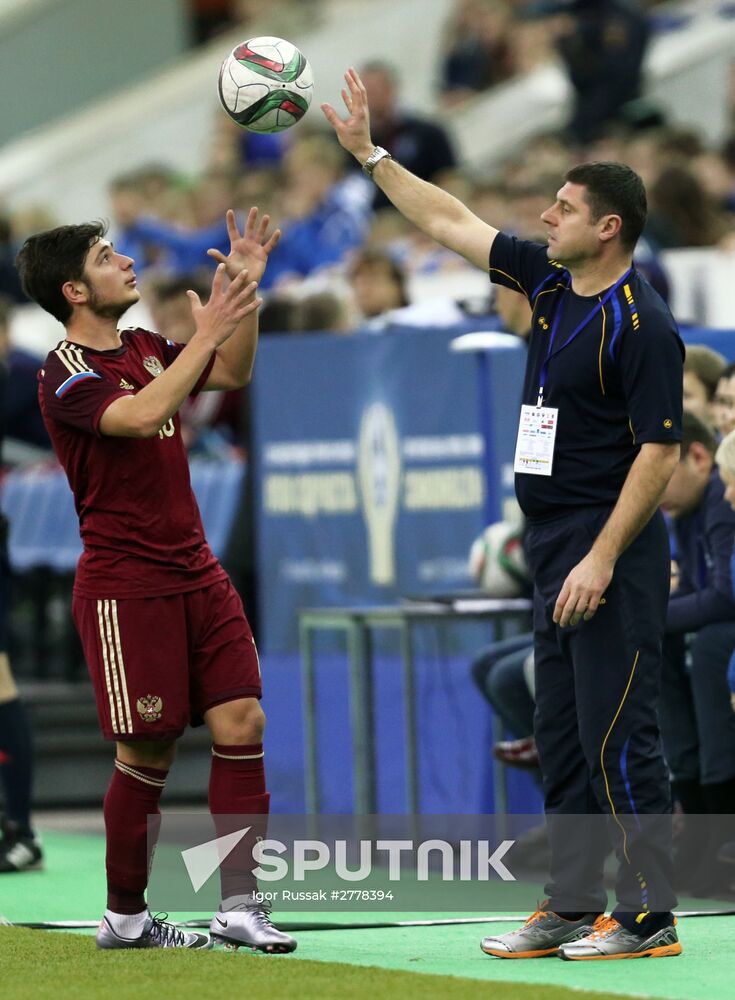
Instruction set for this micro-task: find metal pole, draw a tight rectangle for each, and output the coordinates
[299,617,320,815]
[489,615,510,838]
[347,618,377,814]
[399,619,419,817]
[476,350,500,525]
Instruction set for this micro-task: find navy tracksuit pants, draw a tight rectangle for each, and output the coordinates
[527,505,677,916]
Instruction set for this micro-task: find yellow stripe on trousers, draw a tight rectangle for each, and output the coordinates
[600,649,640,864]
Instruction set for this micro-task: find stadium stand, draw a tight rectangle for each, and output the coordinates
[0,0,733,828]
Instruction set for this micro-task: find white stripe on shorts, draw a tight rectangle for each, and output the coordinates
[97,600,132,735]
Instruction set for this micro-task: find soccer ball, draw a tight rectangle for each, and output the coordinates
[468,521,530,598]
[217,36,314,133]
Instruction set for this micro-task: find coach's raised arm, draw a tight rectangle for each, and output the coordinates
[322,68,497,271]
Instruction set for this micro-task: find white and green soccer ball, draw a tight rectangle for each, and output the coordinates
[217,36,314,133]
[468,521,530,598]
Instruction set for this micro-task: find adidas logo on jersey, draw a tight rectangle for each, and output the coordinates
[119,379,135,391]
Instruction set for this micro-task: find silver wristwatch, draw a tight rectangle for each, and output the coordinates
[362,145,393,179]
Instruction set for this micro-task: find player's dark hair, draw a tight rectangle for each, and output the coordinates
[681,409,718,457]
[15,221,108,324]
[564,162,647,253]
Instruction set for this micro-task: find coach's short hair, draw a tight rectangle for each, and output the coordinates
[15,221,107,324]
[564,161,647,253]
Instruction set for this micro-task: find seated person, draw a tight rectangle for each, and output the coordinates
[471,634,537,767]
[468,519,537,773]
[713,428,735,868]
[262,135,372,288]
[682,345,726,431]
[349,249,409,324]
[0,296,51,454]
[713,361,735,440]
[658,411,735,890]
[358,61,457,210]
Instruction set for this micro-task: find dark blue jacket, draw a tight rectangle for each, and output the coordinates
[667,467,735,633]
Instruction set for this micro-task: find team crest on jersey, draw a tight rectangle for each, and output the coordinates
[143,356,164,378]
[136,694,163,723]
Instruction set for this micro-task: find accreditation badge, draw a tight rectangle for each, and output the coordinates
[513,404,558,477]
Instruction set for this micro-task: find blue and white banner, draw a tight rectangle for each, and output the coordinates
[252,328,526,652]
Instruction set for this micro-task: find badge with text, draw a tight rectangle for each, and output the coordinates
[513,404,558,476]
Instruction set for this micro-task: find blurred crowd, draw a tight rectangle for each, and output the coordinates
[0,0,734,461]
[0,4,728,471]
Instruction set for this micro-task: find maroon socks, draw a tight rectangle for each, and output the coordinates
[209,743,269,901]
[104,759,167,914]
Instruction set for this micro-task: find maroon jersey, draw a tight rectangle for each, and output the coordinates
[38,328,225,599]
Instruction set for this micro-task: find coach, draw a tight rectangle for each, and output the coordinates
[324,69,684,961]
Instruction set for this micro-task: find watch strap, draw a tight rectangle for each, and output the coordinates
[362,146,393,179]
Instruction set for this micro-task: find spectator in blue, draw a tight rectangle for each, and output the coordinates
[110,170,232,277]
[0,298,49,453]
[714,427,735,719]
[713,427,735,869]
[523,0,652,145]
[261,134,373,288]
[658,411,735,891]
[440,0,517,106]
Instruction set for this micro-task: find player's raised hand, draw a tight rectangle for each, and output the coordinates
[188,263,261,347]
[321,68,375,162]
[207,207,281,284]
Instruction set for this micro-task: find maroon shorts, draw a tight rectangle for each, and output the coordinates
[72,578,262,742]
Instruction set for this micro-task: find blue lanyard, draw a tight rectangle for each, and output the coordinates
[536,268,632,406]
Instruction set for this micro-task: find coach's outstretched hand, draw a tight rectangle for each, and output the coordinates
[207,207,281,286]
[188,263,260,348]
[321,68,375,164]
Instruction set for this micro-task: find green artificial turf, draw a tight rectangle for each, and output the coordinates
[1,828,732,1000]
[0,927,653,1000]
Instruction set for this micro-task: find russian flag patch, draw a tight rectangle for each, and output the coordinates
[55,370,101,398]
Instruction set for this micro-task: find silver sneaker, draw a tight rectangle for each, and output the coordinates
[210,894,297,953]
[96,912,212,950]
[481,907,599,958]
[558,915,682,960]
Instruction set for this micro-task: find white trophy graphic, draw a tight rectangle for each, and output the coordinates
[357,403,402,585]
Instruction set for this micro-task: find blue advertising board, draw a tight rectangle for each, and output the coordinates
[251,327,527,653]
